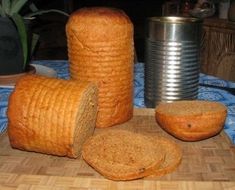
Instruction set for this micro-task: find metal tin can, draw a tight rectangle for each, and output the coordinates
[144,16,202,107]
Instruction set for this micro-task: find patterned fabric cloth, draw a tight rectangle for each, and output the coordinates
[1,60,235,144]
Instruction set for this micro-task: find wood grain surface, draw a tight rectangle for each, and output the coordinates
[0,108,235,190]
[201,18,235,81]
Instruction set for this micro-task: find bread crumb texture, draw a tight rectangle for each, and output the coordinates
[156,100,227,116]
[82,129,182,181]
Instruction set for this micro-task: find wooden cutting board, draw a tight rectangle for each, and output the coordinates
[0,108,235,190]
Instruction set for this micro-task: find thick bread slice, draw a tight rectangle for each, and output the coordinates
[155,100,227,141]
[7,74,98,158]
[147,135,182,177]
[82,129,165,181]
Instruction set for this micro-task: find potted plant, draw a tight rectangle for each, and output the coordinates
[0,0,68,82]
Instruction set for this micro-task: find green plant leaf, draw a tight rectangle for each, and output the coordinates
[10,0,19,10]
[11,13,28,69]
[30,33,39,58]
[2,0,10,15]
[0,4,6,17]
[10,0,28,15]
[29,2,38,12]
[26,9,69,18]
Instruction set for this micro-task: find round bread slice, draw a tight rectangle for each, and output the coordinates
[155,100,227,141]
[147,135,182,177]
[82,129,165,181]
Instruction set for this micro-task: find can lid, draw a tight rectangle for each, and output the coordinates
[148,16,202,24]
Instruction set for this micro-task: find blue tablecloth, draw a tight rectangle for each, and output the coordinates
[1,60,235,144]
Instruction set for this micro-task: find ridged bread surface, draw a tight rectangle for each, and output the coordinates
[66,7,134,128]
[7,75,98,158]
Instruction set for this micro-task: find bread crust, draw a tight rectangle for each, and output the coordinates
[7,74,98,158]
[66,7,134,128]
[155,100,227,141]
[66,7,133,42]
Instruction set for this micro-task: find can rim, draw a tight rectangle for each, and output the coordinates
[147,16,202,23]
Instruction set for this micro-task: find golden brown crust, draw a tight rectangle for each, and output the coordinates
[155,100,227,141]
[69,7,132,24]
[7,74,98,158]
[82,129,165,181]
[66,7,134,128]
[66,7,133,42]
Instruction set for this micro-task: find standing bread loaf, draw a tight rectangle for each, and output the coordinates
[66,7,134,128]
[7,75,98,158]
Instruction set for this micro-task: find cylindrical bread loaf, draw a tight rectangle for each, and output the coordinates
[66,7,134,128]
[155,100,227,141]
[7,74,98,158]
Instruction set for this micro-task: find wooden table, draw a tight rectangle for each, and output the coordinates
[1,109,235,190]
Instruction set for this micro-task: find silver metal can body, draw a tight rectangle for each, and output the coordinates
[144,17,202,108]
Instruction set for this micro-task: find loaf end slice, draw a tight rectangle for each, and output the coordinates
[155,100,227,141]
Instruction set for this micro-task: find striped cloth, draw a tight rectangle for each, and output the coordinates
[1,60,235,144]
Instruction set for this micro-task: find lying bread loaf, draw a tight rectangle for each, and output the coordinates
[7,74,98,158]
[82,130,165,181]
[155,100,227,141]
[66,7,134,128]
